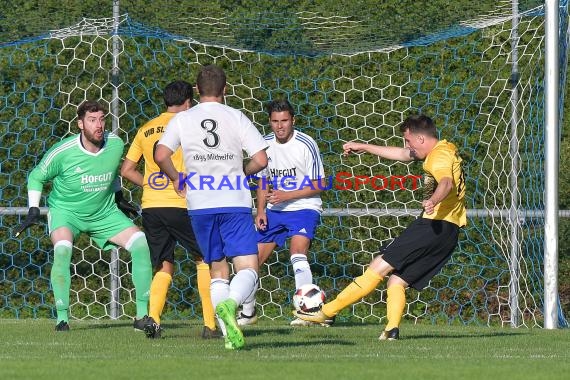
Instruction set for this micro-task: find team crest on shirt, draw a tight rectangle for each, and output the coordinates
[79,171,114,193]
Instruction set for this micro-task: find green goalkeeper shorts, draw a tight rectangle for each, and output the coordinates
[47,206,136,250]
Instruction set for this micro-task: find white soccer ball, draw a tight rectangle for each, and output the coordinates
[293,284,326,312]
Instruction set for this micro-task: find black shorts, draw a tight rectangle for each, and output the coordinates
[381,218,459,290]
[141,207,202,268]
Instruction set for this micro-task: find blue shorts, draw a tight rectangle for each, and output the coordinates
[257,209,320,247]
[190,212,258,264]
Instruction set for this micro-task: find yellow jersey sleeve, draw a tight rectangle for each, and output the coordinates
[131,112,187,209]
[422,140,467,227]
[125,128,144,164]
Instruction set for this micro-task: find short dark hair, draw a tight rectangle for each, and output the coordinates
[196,64,226,97]
[163,80,193,107]
[266,99,295,117]
[77,100,107,121]
[399,114,437,138]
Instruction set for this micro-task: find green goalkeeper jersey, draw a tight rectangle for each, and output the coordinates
[28,132,124,218]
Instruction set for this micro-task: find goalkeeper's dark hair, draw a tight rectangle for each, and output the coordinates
[196,64,226,97]
[266,99,295,117]
[399,114,437,138]
[163,80,193,107]
[77,100,107,121]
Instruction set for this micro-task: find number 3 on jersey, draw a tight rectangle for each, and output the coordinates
[201,119,220,148]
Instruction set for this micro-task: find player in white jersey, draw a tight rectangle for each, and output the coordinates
[237,99,327,327]
[154,64,268,349]
[120,81,221,340]
[14,100,152,332]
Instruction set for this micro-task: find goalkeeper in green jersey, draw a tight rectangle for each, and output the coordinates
[14,100,153,332]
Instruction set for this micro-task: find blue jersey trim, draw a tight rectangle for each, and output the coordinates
[295,132,322,179]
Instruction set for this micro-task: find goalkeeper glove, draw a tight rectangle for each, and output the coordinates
[115,191,139,218]
[14,207,41,237]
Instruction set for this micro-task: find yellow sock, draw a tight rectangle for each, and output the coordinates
[322,268,383,317]
[197,263,216,329]
[385,284,406,330]
[149,271,172,324]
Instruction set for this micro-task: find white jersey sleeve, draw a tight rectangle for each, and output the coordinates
[298,131,325,180]
[240,112,268,157]
[157,115,182,153]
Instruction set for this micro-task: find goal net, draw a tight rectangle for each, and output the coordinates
[0,1,567,327]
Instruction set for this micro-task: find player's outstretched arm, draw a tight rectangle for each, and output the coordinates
[14,207,41,237]
[343,141,414,161]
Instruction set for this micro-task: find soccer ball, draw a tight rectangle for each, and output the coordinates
[293,284,326,312]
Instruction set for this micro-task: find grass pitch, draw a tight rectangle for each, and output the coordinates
[1,319,569,380]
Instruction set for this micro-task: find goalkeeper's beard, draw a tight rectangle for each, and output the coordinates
[82,129,104,147]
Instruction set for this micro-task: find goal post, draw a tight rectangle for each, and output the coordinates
[544,0,561,330]
[0,1,568,327]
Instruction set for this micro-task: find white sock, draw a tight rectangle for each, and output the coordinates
[228,268,258,307]
[291,253,312,289]
[210,278,230,335]
[240,278,259,316]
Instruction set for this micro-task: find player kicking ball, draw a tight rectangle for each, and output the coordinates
[294,115,466,340]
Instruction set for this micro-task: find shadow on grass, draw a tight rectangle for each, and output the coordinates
[81,320,530,343]
[243,327,295,337]
[86,321,197,331]
[83,321,134,330]
[406,330,528,339]
[244,339,355,350]
[134,326,294,340]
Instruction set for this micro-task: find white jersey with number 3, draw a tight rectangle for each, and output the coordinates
[158,102,268,214]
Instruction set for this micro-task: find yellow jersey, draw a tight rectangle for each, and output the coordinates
[422,139,466,227]
[125,112,186,209]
